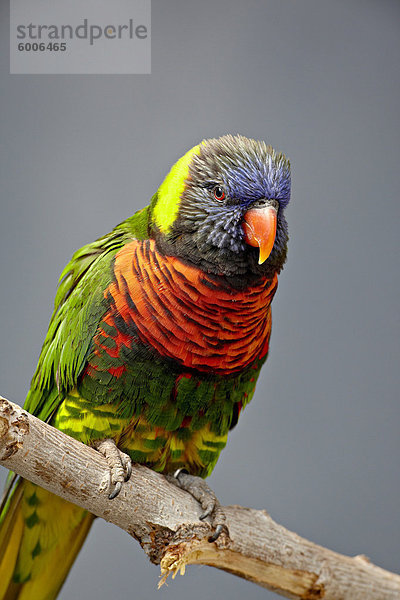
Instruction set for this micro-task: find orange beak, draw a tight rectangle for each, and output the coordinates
[242,205,277,264]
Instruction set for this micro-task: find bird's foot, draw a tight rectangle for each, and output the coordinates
[94,438,132,499]
[167,469,229,542]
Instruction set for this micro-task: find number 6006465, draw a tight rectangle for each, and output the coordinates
[18,42,67,51]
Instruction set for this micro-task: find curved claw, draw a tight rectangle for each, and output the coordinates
[95,439,132,499]
[208,524,224,543]
[108,481,122,500]
[199,506,214,521]
[124,460,132,482]
[168,469,229,544]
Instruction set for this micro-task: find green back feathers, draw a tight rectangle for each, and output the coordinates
[24,206,153,422]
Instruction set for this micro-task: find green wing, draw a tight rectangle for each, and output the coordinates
[24,204,153,423]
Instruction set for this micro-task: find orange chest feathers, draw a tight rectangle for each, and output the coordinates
[103,239,277,374]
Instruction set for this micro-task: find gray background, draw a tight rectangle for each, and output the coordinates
[1,1,399,599]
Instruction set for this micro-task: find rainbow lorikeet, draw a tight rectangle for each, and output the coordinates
[0,134,291,599]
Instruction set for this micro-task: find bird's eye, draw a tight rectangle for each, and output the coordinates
[212,185,226,201]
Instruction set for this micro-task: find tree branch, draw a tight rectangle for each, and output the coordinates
[0,396,398,599]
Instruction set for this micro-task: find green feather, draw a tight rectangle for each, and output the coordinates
[24,205,154,423]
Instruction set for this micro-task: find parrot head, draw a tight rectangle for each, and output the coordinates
[151,134,291,281]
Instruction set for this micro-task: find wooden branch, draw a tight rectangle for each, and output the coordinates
[0,396,399,599]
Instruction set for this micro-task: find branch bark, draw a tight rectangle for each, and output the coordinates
[0,395,398,600]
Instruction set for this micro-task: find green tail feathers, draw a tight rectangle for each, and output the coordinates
[0,480,94,600]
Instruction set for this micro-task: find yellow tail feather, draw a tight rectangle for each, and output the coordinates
[0,479,94,600]
[0,483,25,599]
